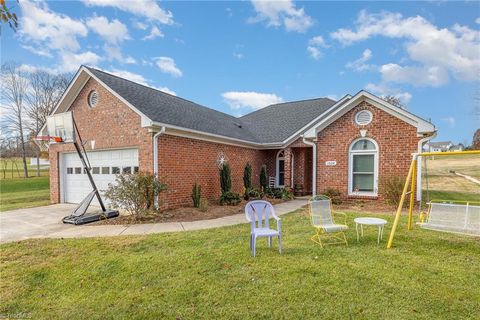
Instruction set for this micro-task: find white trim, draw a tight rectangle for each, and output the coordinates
[290,152,294,189]
[348,137,379,197]
[276,150,285,187]
[153,127,165,208]
[302,136,316,195]
[416,132,437,201]
[304,90,435,138]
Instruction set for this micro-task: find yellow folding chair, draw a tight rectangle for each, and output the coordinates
[309,195,348,248]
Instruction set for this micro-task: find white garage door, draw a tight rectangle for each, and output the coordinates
[62,148,139,204]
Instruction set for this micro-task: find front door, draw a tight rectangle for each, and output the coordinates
[277,150,285,187]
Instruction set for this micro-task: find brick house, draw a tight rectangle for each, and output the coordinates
[42,66,436,208]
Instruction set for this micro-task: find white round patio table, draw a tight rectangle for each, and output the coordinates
[354,217,388,244]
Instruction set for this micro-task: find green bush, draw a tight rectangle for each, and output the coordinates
[266,187,293,200]
[244,187,264,200]
[220,191,241,205]
[199,198,209,212]
[260,165,267,192]
[243,163,252,190]
[220,163,232,193]
[380,176,406,206]
[104,172,168,217]
[192,182,201,208]
[322,188,342,205]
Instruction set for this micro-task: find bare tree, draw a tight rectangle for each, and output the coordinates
[1,63,29,178]
[25,71,70,176]
[383,95,406,109]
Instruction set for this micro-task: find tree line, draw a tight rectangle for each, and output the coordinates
[1,62,71,178]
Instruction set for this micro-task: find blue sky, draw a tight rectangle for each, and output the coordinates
[2,0,479,145]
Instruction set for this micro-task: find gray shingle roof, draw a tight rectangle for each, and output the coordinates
[239,98,336,143]
[86,67,337,144]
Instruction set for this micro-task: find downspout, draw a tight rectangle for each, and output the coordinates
[153,126,166,208]
[302,135,317,196]
[416,131,437,201]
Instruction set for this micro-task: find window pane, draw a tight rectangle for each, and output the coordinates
[101,167,110,174]
[133,166,139,173]
[122,166,131,174]
[75,167,81,174]
[67,168,73,174]
[92,167,100,174]
[279,172,285,186]
[352,139,376,151]
[353,174,374,192]
[353,154,374,172]
[112,167,120,174]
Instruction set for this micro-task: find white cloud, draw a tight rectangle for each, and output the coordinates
[143,26,164,40]
[21,45,52,58]
[441,116,456,128]
[58,51,101,73]
[476,17,480,24]
[380,63,449,87]
[233,52,244,59]
[133,20,148,30]
[346,49,375,72]
[19,0,88,54]
[248,0,313,33]
[83,0,174,25]
[222,91,283,110]
[365,83,412,104]
[86,16,129,45]
[104,45,136,64]
[331,10,480,85]
[307,36,328,60]
[153,57,182,77]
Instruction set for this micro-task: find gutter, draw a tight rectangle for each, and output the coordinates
[302,135,317,196]
[415,131,437,201]
[153,126,166,208]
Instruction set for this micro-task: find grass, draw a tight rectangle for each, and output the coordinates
[1,209,479,319]
[0,158,50,212]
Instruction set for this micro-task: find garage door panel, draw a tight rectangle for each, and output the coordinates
[62,149,139,204]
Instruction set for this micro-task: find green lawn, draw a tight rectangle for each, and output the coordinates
[0,158,50,212]
[1,209,479,319]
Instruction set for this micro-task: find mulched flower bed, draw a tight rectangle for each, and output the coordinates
[94,198,286,225]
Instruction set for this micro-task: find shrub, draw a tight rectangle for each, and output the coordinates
[219,163,232,193]
[244,187,264,200]
[322,188,342,205]
[192,182,201,208]
[266,187,293,200]
[220,191,241,205]
[199,198,209,212]
[380,176,406,206]
[104,172,168,217]
[243,163,252,190]
[260,165,267,192]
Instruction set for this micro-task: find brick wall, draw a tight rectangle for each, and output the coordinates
[315,101,421,200]
[157,135,270,208]
[49,78,153,203]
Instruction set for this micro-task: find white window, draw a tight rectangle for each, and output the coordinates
[348,138,378,196]
[88,90,98,108]
[355,110,373,126]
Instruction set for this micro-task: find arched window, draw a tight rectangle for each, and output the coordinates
[348,138,379,196]
[276,150,285,187]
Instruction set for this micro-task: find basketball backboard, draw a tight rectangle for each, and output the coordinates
[46,111,75,143]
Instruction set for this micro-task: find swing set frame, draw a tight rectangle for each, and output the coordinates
[386,150,480,249]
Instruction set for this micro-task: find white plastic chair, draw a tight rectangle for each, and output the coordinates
[245,200,282,257]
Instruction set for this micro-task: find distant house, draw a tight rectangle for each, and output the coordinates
[425,141,453,152]
[450,143,464,152]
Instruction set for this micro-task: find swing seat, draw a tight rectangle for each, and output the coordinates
[418,201,480,236]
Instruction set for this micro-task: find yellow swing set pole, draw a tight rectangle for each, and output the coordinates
[407,158,417,230]
[387,156,416,249]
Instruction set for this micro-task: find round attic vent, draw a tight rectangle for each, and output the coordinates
[355,110,373,126]
[88,90,98,108]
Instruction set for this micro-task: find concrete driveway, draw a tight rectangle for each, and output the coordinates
[0,199,308,244]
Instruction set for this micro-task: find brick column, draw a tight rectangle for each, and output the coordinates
[283,147,292,189]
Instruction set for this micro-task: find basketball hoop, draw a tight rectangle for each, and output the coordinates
[35,135,64,143]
